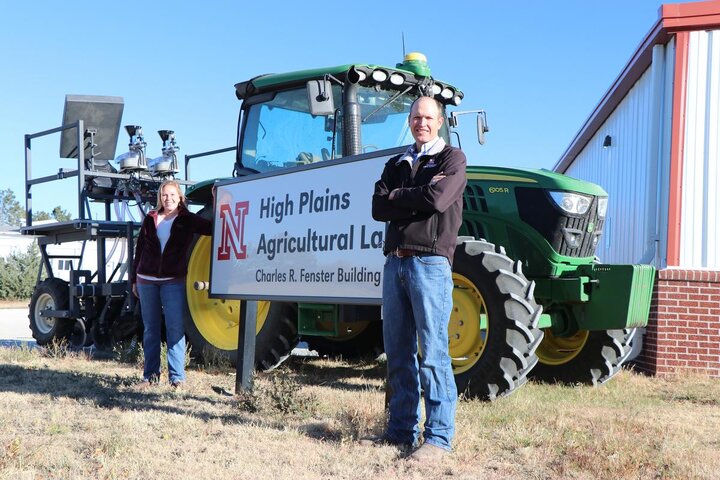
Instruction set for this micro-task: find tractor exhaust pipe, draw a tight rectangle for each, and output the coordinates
[342,71,362,157]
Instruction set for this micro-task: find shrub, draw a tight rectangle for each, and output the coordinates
[235,371,318,416]
[0,243,40,300]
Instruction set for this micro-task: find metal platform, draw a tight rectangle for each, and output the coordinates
[21,220,138,245]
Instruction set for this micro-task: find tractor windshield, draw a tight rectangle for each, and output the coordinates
[357,87,415,154]
[239,85,441,173]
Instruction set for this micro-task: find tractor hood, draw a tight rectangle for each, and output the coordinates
[466,165,608,197]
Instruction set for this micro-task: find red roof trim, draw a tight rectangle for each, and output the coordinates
[661,1,720,31]
[554,0,720,173]
[666,30,690,267]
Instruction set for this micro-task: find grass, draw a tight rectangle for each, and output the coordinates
[0,345,719,480]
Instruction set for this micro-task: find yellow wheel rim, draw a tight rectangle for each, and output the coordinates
[449,273,487,374]
[536,328,589,365]
[186,236,269,350]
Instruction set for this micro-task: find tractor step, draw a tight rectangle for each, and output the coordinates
[298,303,339,337]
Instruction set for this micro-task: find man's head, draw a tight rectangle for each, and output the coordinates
[409,96,444,148]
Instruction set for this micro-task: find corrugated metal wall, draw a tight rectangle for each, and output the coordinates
[679,29,720,269]
[565,41,675,267]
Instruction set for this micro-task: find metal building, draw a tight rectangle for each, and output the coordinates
[554,0,720,376]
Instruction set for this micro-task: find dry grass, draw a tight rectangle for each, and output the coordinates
[1,345,719,480]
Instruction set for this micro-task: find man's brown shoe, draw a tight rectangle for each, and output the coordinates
[132,379,157,390]
[407,443,449,463]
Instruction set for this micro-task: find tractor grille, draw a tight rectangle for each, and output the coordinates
[516,188,604,258]
[462,218,486,240]
[461,183,488,239]
[463,183,488,213]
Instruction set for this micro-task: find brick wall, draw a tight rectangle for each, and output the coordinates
[634,269,720,376]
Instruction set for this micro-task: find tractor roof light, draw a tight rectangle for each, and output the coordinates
[389,73,405,86]
[371,69,388,83]
[549,191,591,216]
[440,87,454,99]
[431,84,442,96]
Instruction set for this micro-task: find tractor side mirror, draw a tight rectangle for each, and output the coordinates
[448,109,490,146]
[307,79,335,116]
[477,111,489,146]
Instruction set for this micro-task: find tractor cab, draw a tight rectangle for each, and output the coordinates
[232,53,468,175]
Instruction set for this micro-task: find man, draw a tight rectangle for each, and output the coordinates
[371,96,467,461]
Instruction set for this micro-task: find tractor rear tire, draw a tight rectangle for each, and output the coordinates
[532,327,637,385]
[28,278,73,345]
[254,302,299,370]
[182,207,298,370]
[451,239,544,400]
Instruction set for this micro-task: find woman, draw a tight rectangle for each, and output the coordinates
[131,179,212,388]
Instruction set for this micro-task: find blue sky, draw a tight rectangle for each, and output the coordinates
[0,0,689,215]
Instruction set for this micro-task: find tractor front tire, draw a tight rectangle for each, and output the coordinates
[28,278,73,345]
[451,239,544,400]
[532,327,637,385]
[183,297,298,371]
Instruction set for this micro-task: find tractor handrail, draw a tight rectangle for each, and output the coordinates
[184,146,236,182]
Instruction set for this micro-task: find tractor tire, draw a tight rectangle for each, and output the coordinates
[532,327,637,385]
[183,207,298,370]
[451,238,544,400]
[304,320,384,359]
[28,278,73,345]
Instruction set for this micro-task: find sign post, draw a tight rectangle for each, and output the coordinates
[235,300,257,392]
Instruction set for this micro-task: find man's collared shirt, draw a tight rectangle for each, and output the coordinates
[396,137,447,167]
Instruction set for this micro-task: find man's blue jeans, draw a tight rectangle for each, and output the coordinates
[382,254,457,451]
[137,281,187,383]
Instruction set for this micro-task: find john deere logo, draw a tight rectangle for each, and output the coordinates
[587,222,595,233]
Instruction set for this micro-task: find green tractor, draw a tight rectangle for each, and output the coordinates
[182,53,655,399]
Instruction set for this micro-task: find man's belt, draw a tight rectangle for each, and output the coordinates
[392,248,423,257]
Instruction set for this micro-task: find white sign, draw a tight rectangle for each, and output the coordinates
[209,151,399,302]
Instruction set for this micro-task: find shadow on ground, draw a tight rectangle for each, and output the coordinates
[0,362,248,423]
[278,355,386,392]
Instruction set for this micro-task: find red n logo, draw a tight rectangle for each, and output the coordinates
[217,201,249,260]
